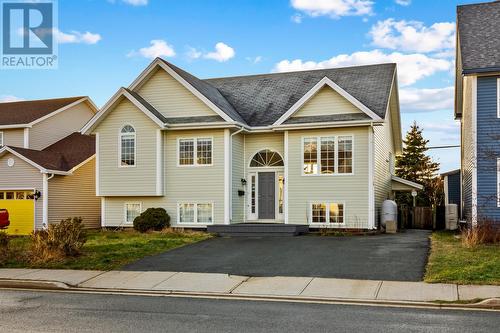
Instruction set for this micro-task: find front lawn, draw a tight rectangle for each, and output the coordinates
[425,231,500,285]
[1,229,212,270]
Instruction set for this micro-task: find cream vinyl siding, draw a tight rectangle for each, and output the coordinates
[102,129,225,227]
[96,98,158,196]
[137,68,218,118]
[0,153,43,229]
[287,127,370,227]
[373,105,395,227]
[291,86,362,118]
[232,133,245,223]
[29,102,95,150]
[1,129,25,147]
[48,158,101,228]
[244,132,284,168]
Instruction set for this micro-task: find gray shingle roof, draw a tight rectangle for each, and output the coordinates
[457,2,500,74]
[159,59,247,125]
[165,115,224,124]
[205,63,395,126]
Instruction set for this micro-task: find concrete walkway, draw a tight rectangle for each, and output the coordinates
[1,268,499,304]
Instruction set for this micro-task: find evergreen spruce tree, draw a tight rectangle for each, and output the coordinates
[396,122,442,207]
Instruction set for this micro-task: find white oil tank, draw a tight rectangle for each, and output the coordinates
[381,200,398,228]
[445,204,458,230]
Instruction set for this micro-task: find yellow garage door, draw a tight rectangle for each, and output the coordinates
[0,191,35,235]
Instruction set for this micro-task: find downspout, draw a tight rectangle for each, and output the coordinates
[368,122,375,229]
[42,173,54,229]
[229,127,245,223]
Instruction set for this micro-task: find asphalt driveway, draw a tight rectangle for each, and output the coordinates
[124,229,431,281]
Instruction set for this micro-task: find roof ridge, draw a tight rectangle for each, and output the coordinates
[204,63,396,81]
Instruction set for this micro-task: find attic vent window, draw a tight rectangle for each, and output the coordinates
[250,149,284,167]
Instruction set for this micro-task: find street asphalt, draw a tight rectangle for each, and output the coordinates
[124,229,430,281]
[0,289,497,333]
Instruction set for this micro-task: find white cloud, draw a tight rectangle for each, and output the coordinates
[395,0,411,6]
[122,0,148,6]
[369,19,455,53]
[204,42,235,62]
[186,46,202,60]
[291,0,374,19]
[128,39,176,59]
[246,56,263,64]
[399,86,454,112]
[273,49,452,86]
[291,13,303,23]
[0,95,23,103]
[54,29,102,44]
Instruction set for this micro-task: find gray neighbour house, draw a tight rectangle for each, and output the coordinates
[456,1,500,225]
[82,58,422,230]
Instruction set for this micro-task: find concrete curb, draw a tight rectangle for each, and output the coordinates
[1,278,499,311]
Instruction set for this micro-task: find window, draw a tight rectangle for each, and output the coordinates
[497,158,500,207]
[278,175,284,214]
[178,203,213,224]
[303,138,318,174]
[338,136,353,174]
[6,192,14,200]
[0,131,3,146]
[125,203,141,223]
[178,138,212,166]
[251,175,256,214]
[0,192,4,200]
[250,149,284,167]
[310,202,345,224]
[120,125,136,167]
[16,192,25,200]
[303,136,353,175]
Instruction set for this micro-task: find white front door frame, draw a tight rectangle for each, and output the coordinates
[246,168,284,222]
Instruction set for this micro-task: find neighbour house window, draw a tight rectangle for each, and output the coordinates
[303,136,353,175]
[120,125,136,167]
[497,159,500,207]
[310,202,345,224]
[125,203,141,223]
[178,138,213,166]
[178,203,213,224]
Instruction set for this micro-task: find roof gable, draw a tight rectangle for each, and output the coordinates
[0,97,96,127]
[206,63,395,127]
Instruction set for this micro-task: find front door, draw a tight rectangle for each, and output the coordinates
[258,172,275,219]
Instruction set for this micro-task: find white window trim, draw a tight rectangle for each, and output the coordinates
[177,137,214,167]
[118,124,137,168]
[497,158,500,208]
[0,131,3,146]
[301,135,354,176]
[308,201,347,226]
[124,202,142,224]
[177,202,215,225]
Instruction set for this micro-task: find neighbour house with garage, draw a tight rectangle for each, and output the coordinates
[0,97,100,234]
[83,57,422,230]
[456,1,500,225]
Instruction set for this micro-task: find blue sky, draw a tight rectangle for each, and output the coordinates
[1,0,477,172]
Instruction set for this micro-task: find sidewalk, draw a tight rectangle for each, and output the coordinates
[1,268,499,306]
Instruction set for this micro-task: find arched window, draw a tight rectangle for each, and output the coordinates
[250,149,284,167]
[120,125,136,167]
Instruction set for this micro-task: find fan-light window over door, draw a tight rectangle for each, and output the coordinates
[250,149,284,167]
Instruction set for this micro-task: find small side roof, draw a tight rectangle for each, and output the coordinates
[0,132,95,173]
[0,96,96,127]
[391,176,424,191]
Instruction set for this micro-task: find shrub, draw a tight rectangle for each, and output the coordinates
[30,217,87,262]
[461,222,500,248]
[0,232,8,264]
[133,208,170,233]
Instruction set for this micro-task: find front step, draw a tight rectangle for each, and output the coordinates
[207,223,309,237]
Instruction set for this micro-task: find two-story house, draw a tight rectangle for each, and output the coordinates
[0,97,100,234]
[83,58,421,230]
[456,1,500,225]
